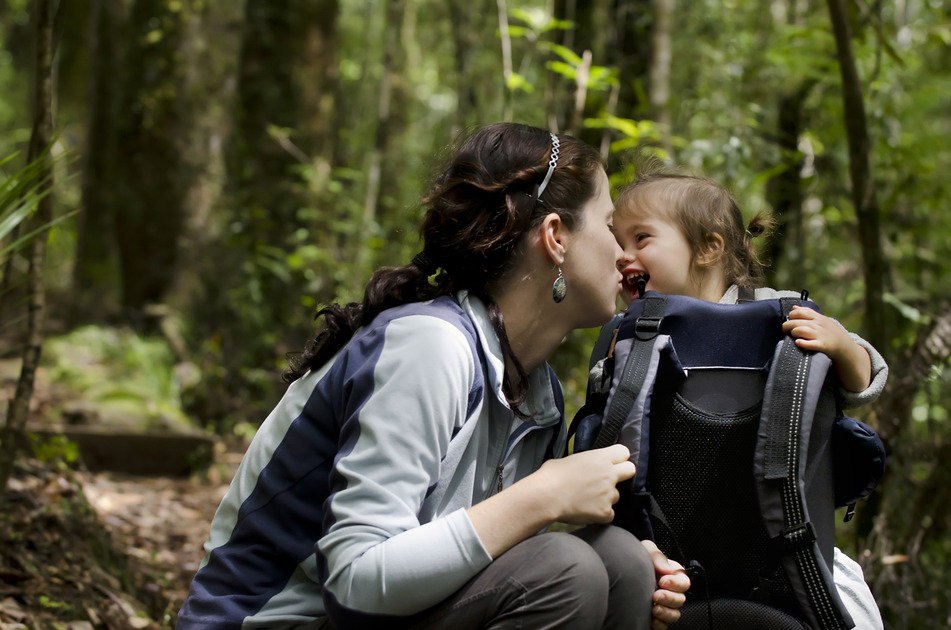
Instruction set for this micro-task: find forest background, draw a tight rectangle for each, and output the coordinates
[0,0,949,627]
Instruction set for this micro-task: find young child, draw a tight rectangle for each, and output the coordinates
[611,171,886,628]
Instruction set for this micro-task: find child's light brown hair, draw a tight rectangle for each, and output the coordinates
[615,170,773,290]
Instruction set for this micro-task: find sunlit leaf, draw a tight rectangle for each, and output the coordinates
[541,42,583,66]
[545,60,576,80]
[505,72,535,94]
[883,292,924,323]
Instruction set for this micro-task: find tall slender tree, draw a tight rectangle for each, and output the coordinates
[0,0,55,495]
[826,0,887,354]
[649,0,673,153]
[608,0,653,121]
[448,0,480,132]
[765,80,815,290]
[353,0,403,285]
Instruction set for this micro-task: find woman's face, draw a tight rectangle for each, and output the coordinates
[562,169,624,327]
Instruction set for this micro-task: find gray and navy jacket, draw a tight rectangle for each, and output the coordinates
[177,292,567,628]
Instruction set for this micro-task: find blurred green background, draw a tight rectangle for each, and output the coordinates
[1,0,948,626]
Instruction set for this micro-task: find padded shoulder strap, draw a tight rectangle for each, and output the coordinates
[593,296,668,449]
[759,304,853,630]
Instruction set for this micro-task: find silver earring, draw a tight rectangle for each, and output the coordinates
[552,267,567,303]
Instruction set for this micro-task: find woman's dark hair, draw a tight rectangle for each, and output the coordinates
[285,122,604,412]
[615,170,774,290]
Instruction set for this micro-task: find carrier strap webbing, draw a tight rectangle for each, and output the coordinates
[633,491,687,565]
[593,296,668,449]
[763,299,850,630]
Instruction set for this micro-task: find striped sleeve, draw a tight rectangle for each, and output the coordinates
[318,314,493,618]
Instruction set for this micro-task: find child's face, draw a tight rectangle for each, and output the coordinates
[614,200,698,304]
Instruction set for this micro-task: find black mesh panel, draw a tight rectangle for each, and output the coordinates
[648,383,769,598]
[673,598,809,629]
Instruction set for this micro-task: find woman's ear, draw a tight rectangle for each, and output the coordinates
[540,212,568,265]
[695,233,725,268]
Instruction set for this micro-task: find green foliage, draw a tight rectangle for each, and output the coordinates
[508,7,572,35]
[0,1,30,155]
[0,150,55,261]
[38,595,71,611]
[42,327,196,433]
[28,434,79,468]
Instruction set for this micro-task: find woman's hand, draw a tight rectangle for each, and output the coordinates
[467,444,636,558]
[641,540,690,629]
[536,444,638,525]
[782,306,872,393]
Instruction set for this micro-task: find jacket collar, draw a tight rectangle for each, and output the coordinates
[457,292,562,427]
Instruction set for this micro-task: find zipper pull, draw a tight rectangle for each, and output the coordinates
[496,464,504,494]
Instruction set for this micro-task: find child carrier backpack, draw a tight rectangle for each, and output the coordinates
[571,291,885,630]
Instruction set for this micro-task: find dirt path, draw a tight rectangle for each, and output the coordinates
[78,446,243,622]
[0,357,246,627]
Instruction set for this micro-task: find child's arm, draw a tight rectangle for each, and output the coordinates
[781,306,872,393]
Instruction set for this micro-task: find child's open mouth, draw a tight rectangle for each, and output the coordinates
[622,273,650,300]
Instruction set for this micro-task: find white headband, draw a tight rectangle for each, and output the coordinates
[535,132,561,198]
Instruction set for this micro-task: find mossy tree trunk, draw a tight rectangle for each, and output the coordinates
[112,0,201,327]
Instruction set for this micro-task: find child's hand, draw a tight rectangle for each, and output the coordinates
[782,306,850,357]
[781,306,872,393]
[642,540,689,629]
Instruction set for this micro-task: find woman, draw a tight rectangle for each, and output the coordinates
[177,123,689,629]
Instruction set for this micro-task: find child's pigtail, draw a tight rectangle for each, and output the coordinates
[746,212,774,239]
[739,211,775,289]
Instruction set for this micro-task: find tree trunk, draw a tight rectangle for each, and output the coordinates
[297,0,339,171]
[448,0,485,133]
[553,0,616,147]
[548,0,580,132]
[112,0,200,326]
[0,0,55,496]
[609,0,653,121]
[826,0,888,355]
[226,0,340,314]
[71,0,123,323]
[496,0,513,122]
[599,81,620,160]
[765,80,815,289]
[568,50,592,138]
[649,0,673,154]
[353,0,402,287]
[601,0,653,171]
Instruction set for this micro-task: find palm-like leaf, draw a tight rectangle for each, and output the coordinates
[0,148,69,261]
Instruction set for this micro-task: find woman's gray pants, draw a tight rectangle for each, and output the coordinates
[405,523,655,630]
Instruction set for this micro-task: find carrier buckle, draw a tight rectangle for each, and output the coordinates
[843,502,856,523]
[634,316,663,340]
[780,521,817,548]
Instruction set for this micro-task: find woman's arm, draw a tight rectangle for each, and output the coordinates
[318,315,490,616]
[467,444,636,558]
